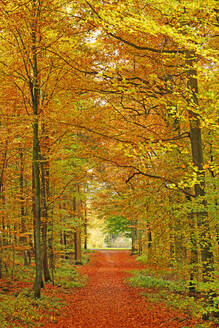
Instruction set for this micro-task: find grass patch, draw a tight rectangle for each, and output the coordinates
[81,252,91,265]
[9,251,90,289]
[128,270,186,293]
[83,249,96,253]
[9,260,87,290]
[136,254,147,263]
[127,270,219,326]
[54,258,87,289]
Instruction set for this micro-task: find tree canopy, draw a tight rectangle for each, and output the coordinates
[0,0,218,321]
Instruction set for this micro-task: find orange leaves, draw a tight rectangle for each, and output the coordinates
[40,251,201,328]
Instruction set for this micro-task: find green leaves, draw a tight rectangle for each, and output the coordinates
[104,215,131,237]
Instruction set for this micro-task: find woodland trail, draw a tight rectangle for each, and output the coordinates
[42,251,198,328]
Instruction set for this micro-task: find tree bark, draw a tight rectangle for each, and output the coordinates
[0,231,2,278]
[84,204,88,250]
[41,156,51,281]
[138,229,143,255]
[32,0,42,299]
[147,225,152,262]
[74,228,82,264]
[33,116,42,298]
[186,51,214,282]
[73,185,82,264]
[42,221,51,281]
[131,220,137,255]
[19,149,29,266]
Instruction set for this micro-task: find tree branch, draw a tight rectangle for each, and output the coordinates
[108,33,185,54]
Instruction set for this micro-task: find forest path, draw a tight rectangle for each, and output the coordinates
[42,250,197,328]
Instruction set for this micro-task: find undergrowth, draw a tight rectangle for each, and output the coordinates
[54,260,87,289]
[127,262,219,327]
[0,252,90,327]
[0,289,62,328]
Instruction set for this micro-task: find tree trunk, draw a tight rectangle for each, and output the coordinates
[169,225,175,263]
[74,228,82,264]
[138,229,143,255]
[186,51,214,282]
[189,217,199,292]
[32,0,42,298]
[19,149,28,266]
[33,117,42,297]
[131,220,137,255]
[42,221,51,281]
[33,116,42,298]
[147,225,152,262]
[0,180,4,278]
[48,207,55,285]
[0,235,2,278]
[84,205,88,250]
[41,156,51,282]
[73,185,82,264]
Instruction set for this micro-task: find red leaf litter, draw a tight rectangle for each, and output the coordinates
[41,250,204,328]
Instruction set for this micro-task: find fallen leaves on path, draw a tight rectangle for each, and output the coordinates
[41,250,202,328]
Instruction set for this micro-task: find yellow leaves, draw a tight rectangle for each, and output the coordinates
[203,164,210,170]
[148,73,157,81]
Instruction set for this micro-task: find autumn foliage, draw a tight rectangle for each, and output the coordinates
[0,0,218,326]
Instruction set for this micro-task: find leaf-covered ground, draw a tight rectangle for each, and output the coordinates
[41,250,204,328]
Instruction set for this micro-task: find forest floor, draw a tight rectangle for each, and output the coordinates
[40,250,208,328]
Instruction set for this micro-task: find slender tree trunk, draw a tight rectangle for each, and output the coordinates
[0,141,8,251]
[74,228,82,264]
[131,220,137,255]
[41,158,51,282]
[33,118,42,295]
[0,181,4,277]
[19,149,28,265]
[64,231,68,259]
[33,116,42,298]
[0,218,2,278]
[42,222,51,281]
[73,185,82,264]
[209,142,219,245]
[32,0,42,298]
[147,225,152,262]
[186,51,214,282]
[48,208,55,285]
[138,229,143,255]
[11,243,15,280]
[84,204,88,250]
[189,216,199,292]
[1,188,7,249]
[32,165,36,255]
[169,224,175,262]
[60,230,67,259]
